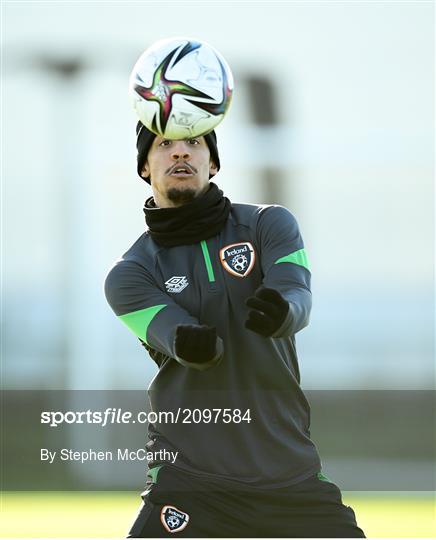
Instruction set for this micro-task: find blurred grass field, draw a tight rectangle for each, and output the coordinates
[1,491,435,538]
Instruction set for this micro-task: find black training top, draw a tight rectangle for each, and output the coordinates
[105,202,321,488]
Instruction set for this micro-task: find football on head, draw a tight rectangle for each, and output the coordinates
[129,37,234,139]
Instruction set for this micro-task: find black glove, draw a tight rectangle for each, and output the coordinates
[245,287,289,337]
[174,324,220,369]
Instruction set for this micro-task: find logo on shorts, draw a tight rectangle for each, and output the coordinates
[165,276,189,293]
[161,505,190,533]
[220,242,255,278]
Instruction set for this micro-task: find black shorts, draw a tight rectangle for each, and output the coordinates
[127,467,365,538]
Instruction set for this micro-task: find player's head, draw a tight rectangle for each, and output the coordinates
[136,122,220,208]
[136,122,220,183]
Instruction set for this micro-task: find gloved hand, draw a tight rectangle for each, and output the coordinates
[245,287,289,337]
[174,324,221,369]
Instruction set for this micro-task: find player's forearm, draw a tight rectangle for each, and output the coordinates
[142,307,199,361]
[272,288,312,337]
[140,315,224,371]
[105,261,211,365]
[261,264,312,337]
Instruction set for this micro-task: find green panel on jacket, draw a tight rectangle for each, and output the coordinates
[275,248,310,271]
[119,304,167,345]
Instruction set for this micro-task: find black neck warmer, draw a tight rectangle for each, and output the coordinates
[143,182,231,247]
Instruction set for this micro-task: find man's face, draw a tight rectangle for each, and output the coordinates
[141,136,218,208]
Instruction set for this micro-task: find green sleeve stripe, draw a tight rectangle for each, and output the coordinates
[274,248,310,271]
[118,304,167,345]
[200,240,216,282]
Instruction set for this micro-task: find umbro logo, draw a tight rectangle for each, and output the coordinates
[165,276,189,293]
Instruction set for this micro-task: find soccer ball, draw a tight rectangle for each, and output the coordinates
[129,37,234,139]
